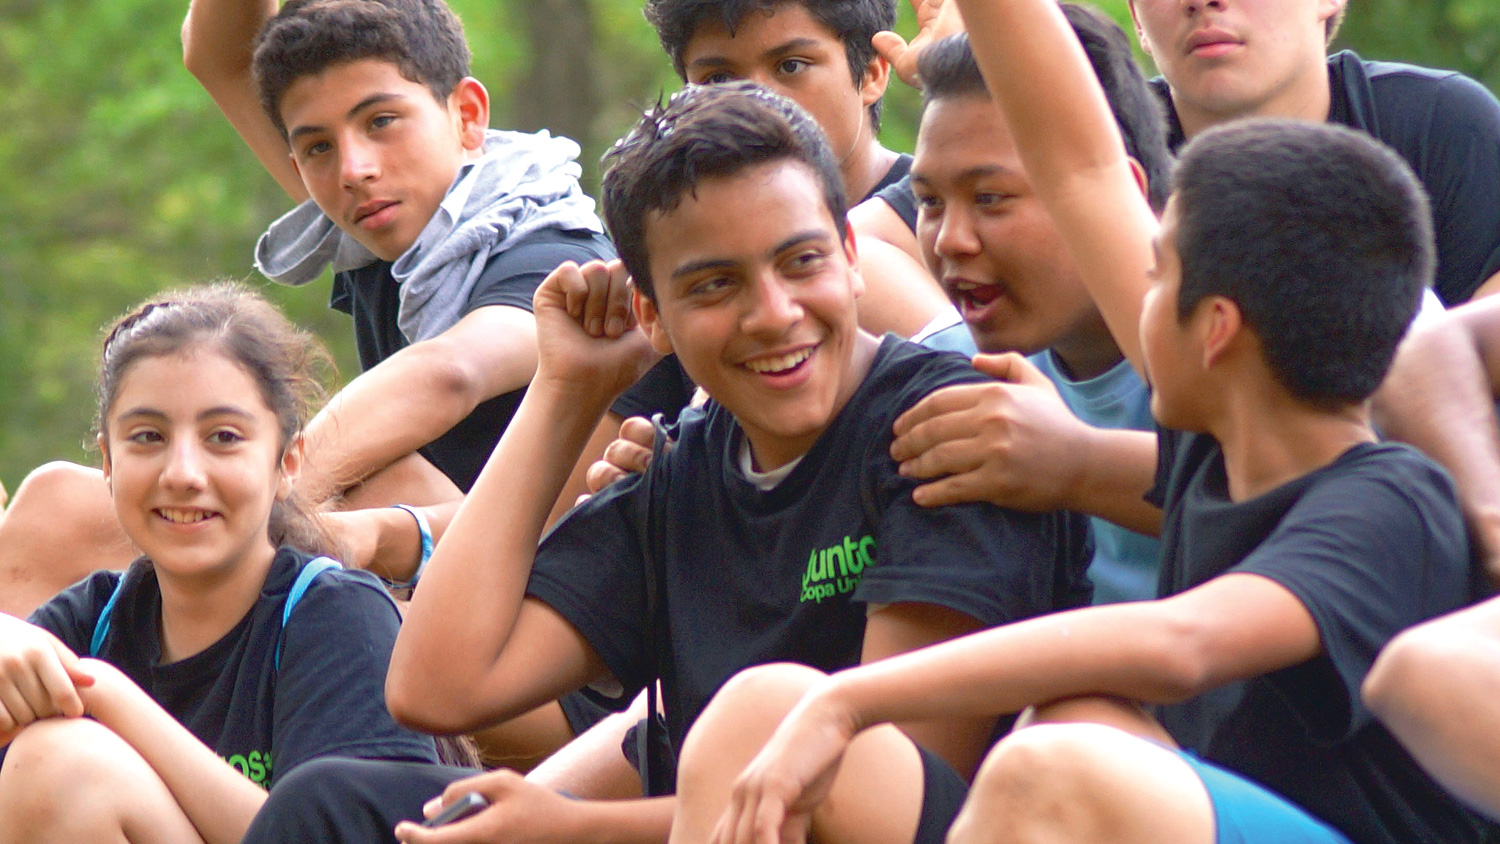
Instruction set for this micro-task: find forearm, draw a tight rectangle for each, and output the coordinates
[301,345,515,499]
[1070,428,1162,537]
[182,0,306,199]
[85,667,265,844]
[1374,314,1500,569]
[828,603,1210,735]
[1365,600,1500,818]
[389,380,610,724]
[951,0,1154,370]
[561,795,677,844]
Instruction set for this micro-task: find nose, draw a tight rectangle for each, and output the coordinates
[932,205,980,261]
[741,273,804,337]
[340,135,380,189]
[160,438,208,492]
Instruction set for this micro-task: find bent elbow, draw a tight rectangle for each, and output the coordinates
[1363,626,1448,722]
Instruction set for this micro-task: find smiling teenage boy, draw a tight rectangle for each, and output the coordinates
[673,0,1487,841]
[238,82,1091,844]
[1128,0,1500,305]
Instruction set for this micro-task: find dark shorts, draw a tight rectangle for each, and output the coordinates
[914,744,970,844]
[242,758,476,844]
[1176,751,1354,844]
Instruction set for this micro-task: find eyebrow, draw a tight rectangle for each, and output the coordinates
[669,228,833,281]
[288,92,405,143]
[115,406,258,424]
[687,37,824,71]
[911,164,1015,187]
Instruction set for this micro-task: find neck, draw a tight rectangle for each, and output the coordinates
[1176,60,1332,140]
[1210,387,1374,502]
[1049,320,1126,382]
[841,139,900,205]
[155,542,277,663]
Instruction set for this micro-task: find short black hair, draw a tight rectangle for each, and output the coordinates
[643,0,896,130]
[918,7,1172,211]
[601,81,848,300]
[1173,119,1433,408]
[253,0,470,139]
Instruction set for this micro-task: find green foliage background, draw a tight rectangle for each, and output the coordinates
[0,0,1496,489]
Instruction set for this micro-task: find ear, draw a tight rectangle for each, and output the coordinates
[1126,157,1152,207]
[859,52,892,109]
[842,221,866,300]
[1125,1,1152,57]
[450,77,491,152]
[1196,295,1243,369]
[277,434,305,502]
[634,289,676,356]
[97,432,113,488]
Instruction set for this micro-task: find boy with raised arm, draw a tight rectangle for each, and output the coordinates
[674,1,1486,842]
[0,0,612,625]
[237,82,1092,844]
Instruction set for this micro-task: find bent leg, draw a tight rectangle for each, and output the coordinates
[952,722,1215,844]
[0,462,135,618]
[242,757,474,844]
[0,717,205,844]
[672,663,932,844]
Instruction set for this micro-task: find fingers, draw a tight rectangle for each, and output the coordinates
[567,260,636,339]
[617,414,660,450]
[971,351,1054,389]
[872,31,919,89]
[890,384,987,457]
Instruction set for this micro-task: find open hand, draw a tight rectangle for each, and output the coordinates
[709,687,857,844]
[891,352,1093,510]
[873,0,965,90]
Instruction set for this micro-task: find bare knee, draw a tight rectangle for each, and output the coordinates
[680,663,829,766]
[0,719,139,835]
[955,723,1196,844]
[0,462,131,616]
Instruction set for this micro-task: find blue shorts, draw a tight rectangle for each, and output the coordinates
[1177,751,1354,844]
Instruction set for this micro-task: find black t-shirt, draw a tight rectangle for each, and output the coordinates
[1147,429,1484,844]
[1155,51,1500,306]
[530,336,1094,754]
[15,548,437,788]
[333,228,616,491]
[610,156,916,424]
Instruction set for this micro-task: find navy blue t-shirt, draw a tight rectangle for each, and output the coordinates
[333,228,615,491]
[529,336,1094,754]
[1148,429,1484,844]
[16,548,437,788]
[1156,51,1500,305]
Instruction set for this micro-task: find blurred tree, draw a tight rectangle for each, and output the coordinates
[0,0,1495,489]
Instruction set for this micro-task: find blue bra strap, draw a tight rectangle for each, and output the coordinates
[276,556,342,670]
[89,576,128,657]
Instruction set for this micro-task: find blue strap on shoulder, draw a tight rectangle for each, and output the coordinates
[89,576,128,657]
[89,556,341,667]
[276,556,342,670]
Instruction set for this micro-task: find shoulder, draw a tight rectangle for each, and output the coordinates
[28,568,130,650]
[273,550,400,629]
[1339,51,1500,130]
[859,335,985,416]
[480,228,615,285]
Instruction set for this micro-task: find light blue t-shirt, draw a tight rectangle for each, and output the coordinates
[1030,350,1161,604]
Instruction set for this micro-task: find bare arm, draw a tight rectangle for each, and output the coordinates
[81,660,267,844]
[710,573,1319,841]
[1373,295,1500,577]
[952,0,1156,373]
[852,233,950,338]
[299,304,539,501]
[1364,597,1500,819]
[182,0,307,200]
[387,261,653,734]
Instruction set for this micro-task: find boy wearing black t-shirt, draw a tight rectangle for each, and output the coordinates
[676,2,1485,843]
[238,83,1090,844]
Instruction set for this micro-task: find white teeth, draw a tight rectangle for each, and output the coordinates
[745,348,813,374]
[158,508,213,524]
